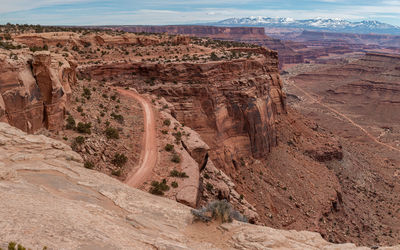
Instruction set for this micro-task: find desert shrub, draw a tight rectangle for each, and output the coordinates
[7,242,37,250]
[191,200,248,223]
[76,122,91,134]
[77,106,83,112]
[84,161,94,169]
[161,130,168,134]
[163,119,171,126]
[204,173,210,179]
[172,131,182,143]
[82,87,91,99]
[102,93,108,98]
[164,143,174,152]
[170,169,188,178]
[171,154,181,163]
[110,94,117,101]
[74,136,85,145]
[210,52,219,61]
[29,45,48,52]
[112,153,127,167]
[112,169,122,176]
[171,181,178,188]
[105,126,119,139]
[111,112,124,124]
[149,179,170,195]
[66,115,76,129]
[206,183,213,191]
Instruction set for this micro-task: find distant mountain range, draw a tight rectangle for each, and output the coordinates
[206,17,400,35]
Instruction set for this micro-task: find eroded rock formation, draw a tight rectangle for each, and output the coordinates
[2,122,395,250]
[82,47,286,172]
[0,49,76,132]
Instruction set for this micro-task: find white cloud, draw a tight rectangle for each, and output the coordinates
[0,0,91,13]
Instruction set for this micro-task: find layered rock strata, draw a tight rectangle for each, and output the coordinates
[81,47,286,173]
[0,50,76,132]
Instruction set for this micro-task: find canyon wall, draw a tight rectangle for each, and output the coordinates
[0,50,76,133]
[81,47,286,171]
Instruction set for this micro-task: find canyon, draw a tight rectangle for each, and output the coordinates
[0,24,399,248]
[112,25,400,70]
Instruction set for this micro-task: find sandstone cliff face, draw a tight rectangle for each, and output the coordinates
[1,122,393,250]
[0,49,76,133]
[81,48,286,171]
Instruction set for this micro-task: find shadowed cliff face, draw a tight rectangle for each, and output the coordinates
[0,50,76,133]
[81,47,286,171]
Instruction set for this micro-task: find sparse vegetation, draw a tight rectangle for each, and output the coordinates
[163,119,171,126]
[170,169,188,178]
[111,112,124,124]
[206,183,213,191]
[171,181,178,188]
[105,126,119,139]
[191,200,248,223]
[112,153,128,167]
[164,143,174,152]
[76,122,91,134]
[149,179,170,195]
[84,161,94,169]
[171,153,181,163]
[82,87,91,99]
[66,115,76,129]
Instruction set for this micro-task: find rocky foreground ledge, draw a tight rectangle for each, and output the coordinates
[0,122,396,250]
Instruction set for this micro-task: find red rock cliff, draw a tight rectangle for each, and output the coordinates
[81,47,286,170]
[0,50,76,133]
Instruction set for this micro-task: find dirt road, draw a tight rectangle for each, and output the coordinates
[288,80,400,153]
[117,88,158,188]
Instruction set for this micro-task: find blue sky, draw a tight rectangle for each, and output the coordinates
[0,0,399,26]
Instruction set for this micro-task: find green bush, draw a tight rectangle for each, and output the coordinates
[77,106,83,112]
[149,179,170,195]
[171,181,178,188]
[84,161,94,169]
[172,131,182,143]
[74,136,85,145]
[82,87,91,99]
[66,115,76,129]
[206,183,213,191]
[111,112,124,124]
[105,126,119,139]
[163,119,171,126]
[170,169,188,178]
[171,154,181,163]
[164,144,174,152]
[112,153,128,167]
[76,122,91,134]
[161,130,168,134]
[112,169,122,176]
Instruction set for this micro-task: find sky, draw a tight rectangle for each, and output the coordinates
[0,0,399,26]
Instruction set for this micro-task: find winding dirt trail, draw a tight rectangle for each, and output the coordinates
[117,88,158,188]
[288,80,400,153]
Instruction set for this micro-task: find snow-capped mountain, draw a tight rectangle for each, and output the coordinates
[208,17,400,35]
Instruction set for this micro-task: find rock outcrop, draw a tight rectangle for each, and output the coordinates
[81,47,286,173]
[2,122,397,250]
[0,49,76,133]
